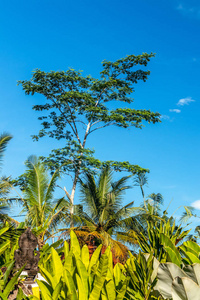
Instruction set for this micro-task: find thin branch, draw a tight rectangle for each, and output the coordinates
[51,98,81,144]
[56,185,71,201]
[90,120,101,127]
[88,122,115,134]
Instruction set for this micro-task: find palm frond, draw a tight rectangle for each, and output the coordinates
[0,133,12,168]
[180,206,195,224]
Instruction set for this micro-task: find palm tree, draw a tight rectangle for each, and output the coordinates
[61,166,139,261]
[0,133,13,223]
[13,155,69,248]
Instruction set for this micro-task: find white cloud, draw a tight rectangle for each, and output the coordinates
[169,109,181,113]
[160,115,170,120]
[191,200,200,210]
[177,97,195,106]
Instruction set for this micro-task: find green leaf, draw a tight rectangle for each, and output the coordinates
[64,241,69,259]
[89,254,108,300]
[39,266,56,289]
[88,244,102,274]
[0,291,8,300]
[51,247,64,284]
[81,245,89,271]
[3,265,25,298]
[70,231,80,256]
[37,280,52,300]
[160,233,181,267]
[63,269,78,300]
[3,261,15,287]
[52,282,63,300]
[76,274,87,300]
[76,258,88,297]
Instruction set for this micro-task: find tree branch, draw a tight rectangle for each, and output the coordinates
[88,122,115,134]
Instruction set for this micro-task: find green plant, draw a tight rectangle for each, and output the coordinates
[156,262,200,299]
[0,261,25,299]
[137,218,190,265]
[125,252,160,300]
[18,53,161,218]
[61,166,137,260]
[12,156,68,249]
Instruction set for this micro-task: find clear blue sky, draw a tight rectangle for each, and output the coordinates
[0,0,200,223]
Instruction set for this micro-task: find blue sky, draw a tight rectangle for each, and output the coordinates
[0,0,200,223]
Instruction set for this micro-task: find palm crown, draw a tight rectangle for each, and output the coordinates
[68,166,137,259]
[17,156,68,247]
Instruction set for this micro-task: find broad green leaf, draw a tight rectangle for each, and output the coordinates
[114,263,122,287]
[81,245,89,271]
[76,274,87,300]
[89,254,108,300]
[3,261,15,287]
[37,280,52,300]
[40,265,56,289]
[105,279,116,300]
[64,251,76,276]
[64,241,69,259]
[3,265,24,298]
[160,233,181,267]
[63,269,78,300]
[52,282,63,300]
[76,258,88,296]
[181,241,200,257]
[0,291,8,300]
[51,247,64,284]
[116,279,128,300]
[183,251,200,264]
[70,231,80,256]
[88,244,102,274]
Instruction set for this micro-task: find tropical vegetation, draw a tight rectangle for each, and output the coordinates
[0,54,198,299]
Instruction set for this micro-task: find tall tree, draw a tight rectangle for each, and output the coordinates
[18,53,161,212]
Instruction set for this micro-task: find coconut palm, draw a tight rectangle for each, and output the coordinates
[14,155,69,248]
[0,133,13,223]
[61,166,141,261]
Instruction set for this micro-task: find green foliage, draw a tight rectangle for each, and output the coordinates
[137,218,190,265]
[0,133,14,223]
[60,166,139,260]
[12,156,68,248]
[0,262,26,299]
[126,252,160,300]
[18,54,161,206]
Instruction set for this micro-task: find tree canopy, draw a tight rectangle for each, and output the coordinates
[19,53,161,205]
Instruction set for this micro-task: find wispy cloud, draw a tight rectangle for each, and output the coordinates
[169,109,181,113]
[177,97,195,106]
[176,3,200,18]
[191,200,200,210]
[160,115,170,120]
